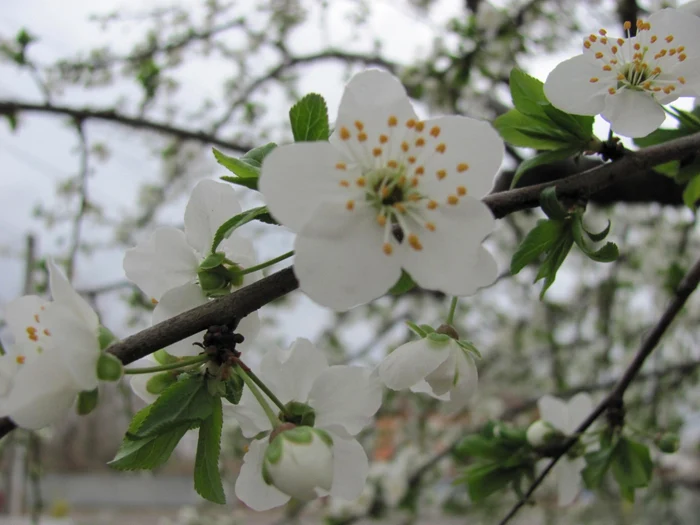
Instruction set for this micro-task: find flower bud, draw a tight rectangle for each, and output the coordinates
[656,433,680,454]
[526,420,559,448]
[263,426,333,500]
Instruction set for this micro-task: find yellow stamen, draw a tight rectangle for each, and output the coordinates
[406,119,416,128]
[407,233,422,250]
[666,34,674,43]
[415,121,425,132]
[339,180,350,187]
[679,53,687,61]
[394,203,406,213]
[387,160,398,168]
[650,35,657,43]
[602,65,612,71]
[427,200,438,210]
[589,34,597,42]
[447,195,459,205]
[415,166,425,176]
[590,77,599,83]
[340,127,350,140]
[457,163,469,172]
[379,134,389,144]
[599,29,607,36]
[356,177,366,187]
[16,356,25,365]
[354,120,364,131]
[611,45,618,53]
[410,178,419,187]
[617,38,625,46]
[372,147,382,157]
[43,329,50,336]
[425,222,436,232]
[26,327,38,342]
[358,132,368,142]
[408,156,416,164]
[377,215,386,226]
[346,200,355,210]
[383,243,393,255]
[435,143,446,153]
[679,76,686,84]
[623,21,631,30]
[335,162,347,170]
[436,169,447,180]
[388,116,398,127]
[584,41,591,49]
[401,141,409,152]
[456,186,467,196]
[415,137,425,147]
[608,87,616,95]
[430,126,441,137]
[595,52,604,59]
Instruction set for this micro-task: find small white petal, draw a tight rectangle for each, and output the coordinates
[235,440,290,511]
[537,395,570,434]
[310,366,382,435]
[567,393,594,434]
[184,180,243,256]
[417,115,503,200]
[401,198,497,296]
[544,55,611,115]
[2,295,50,349]
[218,232,255,264]
[128,355,160,404]
[602,89,666,138]
[424,348,458,396]
[152,283,208,357]
[224,387,273,437]
[378,338,452,390]
[328,432,370,501]
[555,457,584,506]
[294,204,402,311]
[443,349,479,412]
[260,142,361,233]
[123,228,199,301]
[47,260,99,330]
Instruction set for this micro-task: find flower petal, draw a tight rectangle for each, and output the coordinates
[444,349,479,412]
[310,365,382,435]
[259,339,329,403]
[259,142,362,233]
[416,115,503,200]
[2,295,50,350]
[47,260,99,330]
[328,432,370,501]
[152,283,208,356]
[537,395,569,434]
[128,355,160,404]
[235,439,290,511]
[566,392,593,434]
[424,348,458,396]
[224,388,272,437]
[0,351,78,429]
[555,457,584,506]
[602,89,666,138]
[294,203,402,311]
[377,338,452,390]
[544,55,612,115]
[184,180,243,256]
[400,198,497,296]
[123,228,199,301]
[218,232,255,264]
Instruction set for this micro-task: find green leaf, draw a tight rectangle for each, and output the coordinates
[541,105,594,141]
[219,175,259,190]
[110,423,190,471]
[511,147,582,189]
[130,375,214,439]
[389,270,416,295]
[611,437,653,495]
[240,143,277,169]
[453,435,514,461]
[4,112,18,131]
[109,405,190,471]
[571,216,619,262]
[97,353,123,381]
[77,388,99,415]
[509,69,547,117]
[582,445,616,489]
[683,175,700,210]
[539,186,569,221]
[210,206,276,253]
[583,242,619,263]
[634,128,689,148]
[460,463,520,502]
[213,148,259,180]
[583,220,611,242]
[535,232,574,299]
[199,252,226,270]
[405,321,428,338]
[224,374,244,405]
[289,93,330,142]
[194,397,226,504]
[667,106,700,131]
[98,325,117,350]
[493,110,574,150]
[510,219,565,275]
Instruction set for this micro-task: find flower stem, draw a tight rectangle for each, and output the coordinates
[241,250,294,275]
[446,296,459,325]
[240,364,292,418]
[125,354,209,374]
[236,367,281,428]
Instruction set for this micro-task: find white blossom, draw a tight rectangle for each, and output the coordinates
[0,261,101,429]
[123,179,260,356]
[260,69,502,311]
[544,8,700,137]
[536,393,593,506]
[232,338,382,511]
[377,333,478,411]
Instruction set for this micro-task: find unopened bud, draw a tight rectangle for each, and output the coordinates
[656,433,680,454]
[436,323,460,340]
[526,420,558,448]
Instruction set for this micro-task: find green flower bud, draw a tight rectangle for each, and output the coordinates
[656,433,680,454]
[199,252,227,270]
[197,269,228,293]
[98,326,117,350]
[96,353,123,382]
[281,401,316,426]
[76,388,99,415]
[526,420,560,448]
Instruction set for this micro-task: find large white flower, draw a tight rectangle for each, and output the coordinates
[123,179,260,356]
[544,8,700,138]
[231,338,382,511]
[377,333,478,412]
[536,393,593,506]
[260,69,502,311]
[0,261,101,429]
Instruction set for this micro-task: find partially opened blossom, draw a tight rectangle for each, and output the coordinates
[533,393,594,506]
[260,69,502,311]
[123,179,260,356]
[231,338,382,511]
[377,330,478,412]
[544,8,700,137]
[0,261,101,429]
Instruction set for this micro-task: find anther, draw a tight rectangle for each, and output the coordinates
[415,138,425,147]
[415,166,425,175]
[436,169,447,180]
[603,65,612,71]
[457,163,469,172]
[623,21,631,30]
[666,35,674,43]
[401,141,409,152]
[339,180,350,187]
[679,53,687,61]
[411,178,419,187]
[435,143,446,153]
[679,76,686,84]
[415,121,425,132]
[406,119,416,128]
[584,41,592,49]
[425,222,436,232]
[340,127,350,140]
[394,203,406,213]
[358,132,368,142]
[372,147,382,157]
[383,243,393,255]
[387,160,398,168]
[456,186,467,196]
[599,29,607,36]
[16,356,25,365]
[335,162,347,170]
[608,87,616,94]
[407,234,422,251]
[43,329,50,336]
[346,200,355,211]
[356,177,366,187]
[590,77,599,83]
[354,121,364,131]
[388,116,398,127]
[589,34,597,42]
[447,195,459,205]
[427,200,438,210]
[379,134,389,144]
[408,156,416,164]
[617,38,625,46]
[430,126,441,137]
[377,214,387,226]
[595,52,604,59]
[650,36,657,43]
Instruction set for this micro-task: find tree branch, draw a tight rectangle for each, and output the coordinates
[498,255,700,525]
[0,101,253,153]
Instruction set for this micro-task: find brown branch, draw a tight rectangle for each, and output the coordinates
[0,101,253,153]
[0,131,699,439]
[498,255,700,525]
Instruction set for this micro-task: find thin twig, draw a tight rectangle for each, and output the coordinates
[497,255,700,525]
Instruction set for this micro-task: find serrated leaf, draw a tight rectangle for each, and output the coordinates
[493,110,574,150]
[219,175,259,190]
[210,206,276,253]
[289,93,330,142]
[510,219,565,275]
[583,219,611,242]
[213,148,259,180]
[109,423,190,471]
[389,270,416,295]
[536,232,574,299]
[541,104,594,141]
[683,175,700,210]
[611,437,653,492]
[511,147,582,189]
[582,445,615,489]
[240,143,277,168]
[509,69,547,117]
[130,376,214,439]
[459,463,520,502]
[194,397,225,504]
